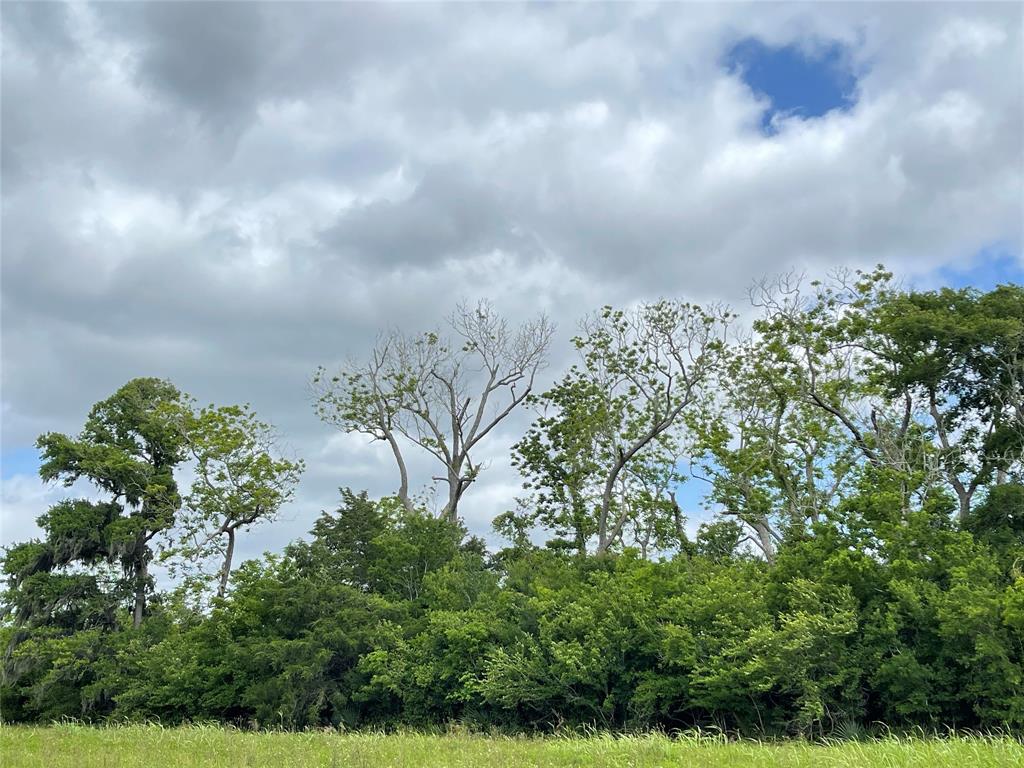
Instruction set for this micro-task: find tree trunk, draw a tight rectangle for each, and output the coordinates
[385,431,413,511]
[956,491,971,524]
[133,542,147,628]
[597,483,614,552]
[751,520,776,565]
[597,416,682,553]
[597,454,627,553]
[441,460,469,523]
[446,470,460,523]
[672,497,690,556]
[929,389,973,523]
[217,527,236,599]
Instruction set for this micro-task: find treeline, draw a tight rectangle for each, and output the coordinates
[2,267,1023,735]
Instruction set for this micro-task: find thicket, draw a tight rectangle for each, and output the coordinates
[3,269,1023,736]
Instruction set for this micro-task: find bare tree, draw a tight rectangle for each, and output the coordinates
[313,301,553,522]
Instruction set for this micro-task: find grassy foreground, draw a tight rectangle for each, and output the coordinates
[1,724,1022,768]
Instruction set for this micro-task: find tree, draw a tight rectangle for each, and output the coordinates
[290,491,473,603]
[511,377,608,555]
[294,489,390,591]
[30,378,187,629]
[694,519,745,562]
[515,301,730,554]
[8,269,1024,734]
[687,336,858,564]
[750,268,990,523]
[965,483,1024,563]
[168,403,304,599]
[871,284,1024,520]
[313,300,553,522]
[1,379,187,720]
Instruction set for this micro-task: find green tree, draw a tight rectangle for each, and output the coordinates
[1,378,187,719]
[32,378,186,629]
[290,491,473,603]
[872,284,1024,520]
[514,301,730,554]
[965,483,1024,564]
[168,403,304,599]
[688,336,857,563]
[753,270,1024,524]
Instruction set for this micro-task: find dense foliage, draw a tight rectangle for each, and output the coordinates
[3,269,1023,736]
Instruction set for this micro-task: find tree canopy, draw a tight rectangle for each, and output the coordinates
[3,271,1023,735]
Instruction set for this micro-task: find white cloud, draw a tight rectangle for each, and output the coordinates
[1,1,1020,551]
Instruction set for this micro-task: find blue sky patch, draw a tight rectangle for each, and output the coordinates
[1,447,40,480]
[928,246,1024,291]
[725,37,858,135]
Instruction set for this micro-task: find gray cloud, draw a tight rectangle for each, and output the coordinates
[2,1,1021,562]
[321,166,536,267]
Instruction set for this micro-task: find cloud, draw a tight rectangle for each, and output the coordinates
[2,1,1021,561]
[320,166,537,268]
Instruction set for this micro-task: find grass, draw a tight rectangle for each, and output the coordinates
[1,724,1022,767]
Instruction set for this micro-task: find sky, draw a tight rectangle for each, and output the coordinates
[2,1,1022,565]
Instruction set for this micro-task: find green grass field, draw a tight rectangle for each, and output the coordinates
[2,725,1022,768]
